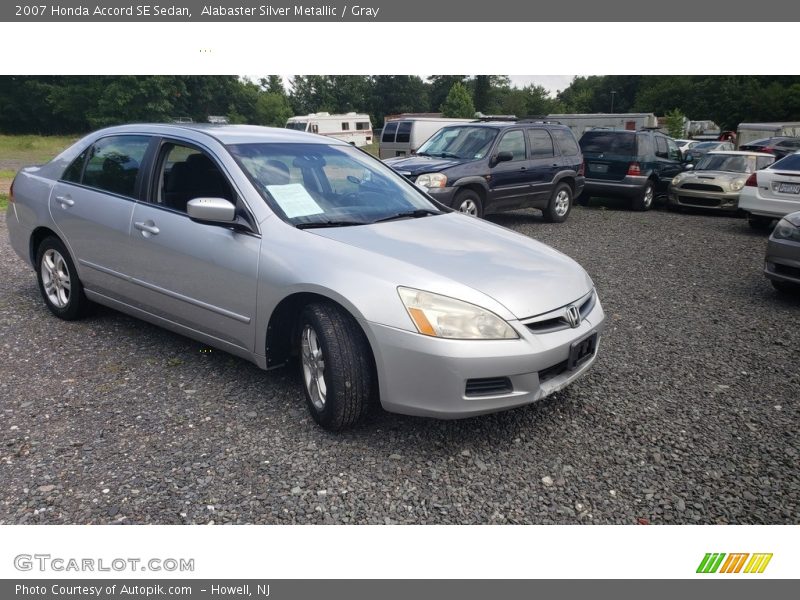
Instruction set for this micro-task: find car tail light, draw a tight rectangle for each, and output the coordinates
[760,147,774,155]
[8,177,14,203]
[745,172,758,187]
[578,160,585,176]
[627,162,641,176]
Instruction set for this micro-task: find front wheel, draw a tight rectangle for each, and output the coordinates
[35,236,92,320]
[298,302,376,431]
[454,189,483,218]
[543,183,573,223]
[631,181,655,211]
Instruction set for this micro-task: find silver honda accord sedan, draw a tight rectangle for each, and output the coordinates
[6,124,605,430]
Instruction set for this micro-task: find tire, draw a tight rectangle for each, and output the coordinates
[631,180,655,211]
[575,191,591,206]
[35,236,92,320]
[298,301,376,431]
[748,214,773,230]
[772,280,799,294]
[454,189,483,218]
[543,182,573,223]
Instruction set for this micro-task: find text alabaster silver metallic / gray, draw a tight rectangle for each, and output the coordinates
[7,124,604,418]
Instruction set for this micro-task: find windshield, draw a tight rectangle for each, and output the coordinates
[695,154,754,173]
[285,122,307,131]
[228,143,442,227]
[417,126,497,160]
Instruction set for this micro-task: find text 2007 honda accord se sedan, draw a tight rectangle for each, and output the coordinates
[6,124,605,430]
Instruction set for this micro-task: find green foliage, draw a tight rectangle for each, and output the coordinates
[665,108,686,138]
[440,82,475,118]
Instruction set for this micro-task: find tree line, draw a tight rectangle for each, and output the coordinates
[1,75,800,135]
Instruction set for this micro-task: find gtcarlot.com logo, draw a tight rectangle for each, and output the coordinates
[14,554,195,573]
[696,553,773,574]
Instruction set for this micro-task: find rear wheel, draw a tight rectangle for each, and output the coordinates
[454,189,483,218]
[35,236,91,320]
[748,214,773,230]
[298,302,376,431]
[631,181,655,211]
[543,183,573,223]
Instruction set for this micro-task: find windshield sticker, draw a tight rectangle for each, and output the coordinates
[266,183,324,218]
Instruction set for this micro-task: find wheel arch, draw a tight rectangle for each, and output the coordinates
[29,226,63,266]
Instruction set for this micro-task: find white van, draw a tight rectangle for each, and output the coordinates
[285,112,373,147]
[380,117,474,159]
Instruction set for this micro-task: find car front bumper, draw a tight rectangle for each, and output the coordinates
[764,236,800,285]
[364,293,605,418]
[583,175,647,199]
[668,186,741,211]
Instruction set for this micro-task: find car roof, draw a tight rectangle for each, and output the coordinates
[444,121,568,130]
[707,150,774,157]
[83,123,343,146]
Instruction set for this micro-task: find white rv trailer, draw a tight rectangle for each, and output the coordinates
[285,112,373,146]
[736,122,800,147]
[547,113,659,138]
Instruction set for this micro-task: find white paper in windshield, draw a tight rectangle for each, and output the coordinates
[266,183,324,218]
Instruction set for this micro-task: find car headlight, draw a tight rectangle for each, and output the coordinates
[671,175,683,186]
[416,173,447,189]
[730,178,746,192]
[397,287,518,340]
[772,218,800,242]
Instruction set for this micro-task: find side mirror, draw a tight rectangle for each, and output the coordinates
[187,197,236,223]
[683,163,695,170]
[494,151,514,164]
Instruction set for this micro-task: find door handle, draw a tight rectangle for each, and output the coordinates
[134,221,160,235]
[55,195,74,207]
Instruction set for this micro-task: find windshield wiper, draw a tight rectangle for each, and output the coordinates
[415,151,432,157]
[439,152,460,159]
[372,209,441,224]
[296,220,366,229]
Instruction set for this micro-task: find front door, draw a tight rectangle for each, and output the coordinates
[125,140,261,352]
[487,129,532,211]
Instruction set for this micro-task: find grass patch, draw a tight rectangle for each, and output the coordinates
[0,193,8,210]
[0,134,79,164]
[361,142,379,157]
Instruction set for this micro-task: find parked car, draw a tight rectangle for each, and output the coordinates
[6,124,605,431]
[384,121,584,222]
[739,152,800,229]
[683,140,735,163]
[764,210,800,293]
[738,137,800,160]
[578,128,683,210]
[673,139,702,157]
[379,117,473,159]
[668,150,775,212]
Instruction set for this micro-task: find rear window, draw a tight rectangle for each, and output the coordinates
[580,131,636,154]
[396,121,412,143]
[382,121,398,143]
[551,128,580,156]
[771,154,800,171]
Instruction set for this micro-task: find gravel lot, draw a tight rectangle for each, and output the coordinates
[1,203,798,525]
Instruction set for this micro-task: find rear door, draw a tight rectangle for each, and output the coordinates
[526,128,560,206]
[379,121,399,159]
[125,138,261,352]
[486,128,532,211]
[653,135,682,192]
[580,131,636,181]
[50,134,153,300]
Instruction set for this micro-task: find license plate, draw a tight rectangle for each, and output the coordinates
[778,182,800,194]
[589,163,608,173]
[568,332,598,370]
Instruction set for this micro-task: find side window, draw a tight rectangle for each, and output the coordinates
[81,135,150,197]
[654,136,669,158]
[341,122,350,131]
[757,156,775,170]
[666,138,681,161]
[551,128,580,157]
[155,143,234,213]
[381,121,398,143]
[496,130,526,162]
[356,122,370,131]
[396,122,412,144]
[61,148,89,183]
[528,129,554,158]
[310,124,319,134]
[636,134,653,157]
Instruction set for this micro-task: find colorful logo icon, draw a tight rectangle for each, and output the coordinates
[696,553,773,574]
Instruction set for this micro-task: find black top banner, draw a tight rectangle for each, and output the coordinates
[4,0,798,21]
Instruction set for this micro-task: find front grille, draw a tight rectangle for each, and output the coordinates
[538,360,569,384]
[679,195,722,207]
[774,263,800,279]
[465,377,513,397]
[681,183,724,192]
[525,291,596,334]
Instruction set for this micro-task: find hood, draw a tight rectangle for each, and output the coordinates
[783,210,800,227]
[384,155,465,176]
[310,213,593,319]
[681,170,747,184]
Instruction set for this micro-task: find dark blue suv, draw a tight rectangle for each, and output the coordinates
[384,121,585,222]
